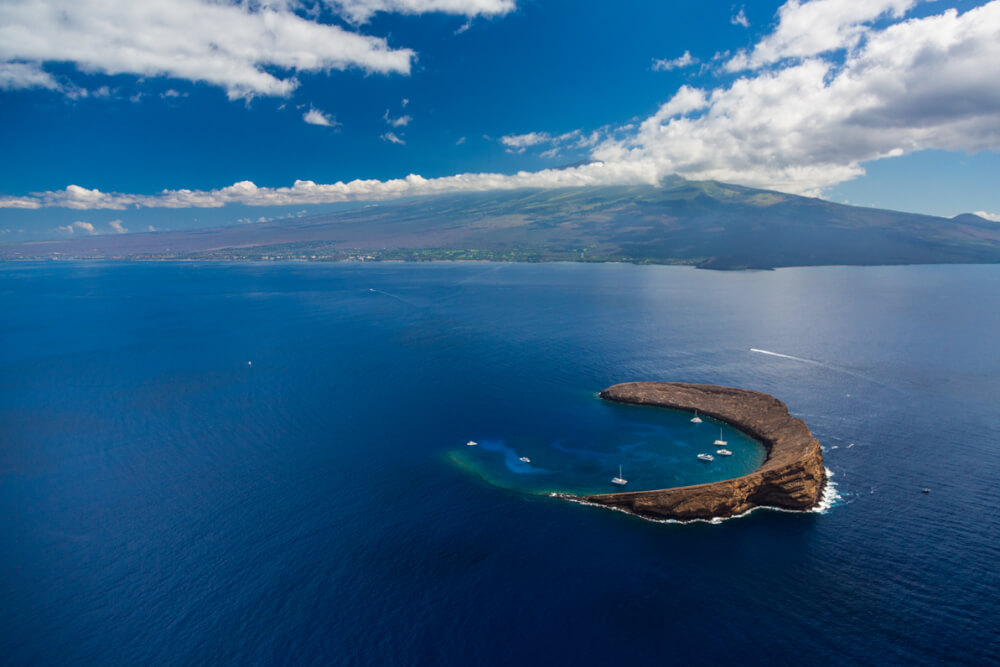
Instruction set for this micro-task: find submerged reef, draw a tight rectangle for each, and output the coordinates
[572,382,827,522]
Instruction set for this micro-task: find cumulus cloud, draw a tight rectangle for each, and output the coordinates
[594,1,1000,195]
[499,129,603,156]
[0,62,60,90]
[383,109,412,127]
[499,132,551,152]
[381,131,406,144]
[974,211,1000,221]
[327,0,515,24]
[5,1,1000,208]
[304,108,340,127]
[4,163,654,211]
[731,7,750,28]
[0,0,416,99]
[57,221,96,233]
[725,0,919,71]
[109,220,127,233]
[652,51,698,72]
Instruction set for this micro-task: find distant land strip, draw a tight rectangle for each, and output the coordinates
[3,182,999,269]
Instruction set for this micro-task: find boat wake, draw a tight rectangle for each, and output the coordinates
[749,348,897,391]
[749,348,819,365]
[367,288,419,307]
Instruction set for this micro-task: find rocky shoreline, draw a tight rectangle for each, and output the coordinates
[571,382,827,522]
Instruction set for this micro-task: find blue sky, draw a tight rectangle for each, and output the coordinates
[1,0,999,240]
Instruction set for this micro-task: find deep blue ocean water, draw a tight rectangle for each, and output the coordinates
[2,261,999,665]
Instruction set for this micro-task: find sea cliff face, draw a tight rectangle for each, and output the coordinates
[579,382,827,522]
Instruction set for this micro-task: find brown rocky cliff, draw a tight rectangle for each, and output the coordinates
[577,382,827,522]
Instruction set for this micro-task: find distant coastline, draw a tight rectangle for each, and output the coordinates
[3,182,999,269]
[564,382,827,522]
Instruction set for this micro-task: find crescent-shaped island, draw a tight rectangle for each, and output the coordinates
[563,382,828,522]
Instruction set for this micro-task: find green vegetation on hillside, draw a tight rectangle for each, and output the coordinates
[5,178,999,269]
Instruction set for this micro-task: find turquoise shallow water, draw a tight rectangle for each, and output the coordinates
[1,261,999,665]
[452,402,766,496]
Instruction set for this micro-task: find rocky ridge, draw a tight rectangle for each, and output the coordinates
[574,382,827,522]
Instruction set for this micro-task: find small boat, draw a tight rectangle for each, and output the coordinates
[519,456,531,463]
[611,465,627,486]
[690,410,702,424]
[466,440,478,446]
[697,453,714,462]
[716,449,732,456]
[921,488,931,494]
[713,428,727,447]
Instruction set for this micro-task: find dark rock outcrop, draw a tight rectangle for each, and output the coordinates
[574,382,827,522]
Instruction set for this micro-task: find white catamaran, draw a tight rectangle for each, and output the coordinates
[611,465,628,486]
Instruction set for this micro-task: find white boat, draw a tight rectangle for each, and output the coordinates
[519,456,531,463]
[697,453,714,462]
[716,449,733,456]
[713,428,727,446]
[611,465,628,486]
[690,410,702,424]
[466,440,478,446]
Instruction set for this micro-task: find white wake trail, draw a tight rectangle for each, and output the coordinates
[749,348,822,365]
[749,347,899,392]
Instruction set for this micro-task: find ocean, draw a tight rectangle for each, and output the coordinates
[1,261,998,665]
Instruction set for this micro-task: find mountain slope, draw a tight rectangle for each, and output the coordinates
[5,178,1000,269]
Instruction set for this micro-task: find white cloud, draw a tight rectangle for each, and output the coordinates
[0,196,43,209]
[0,0,416,99]
[382,131,406,144]
[0,62,60,90]
[383,109,412,127]
[57,221,96,233]
[652,51,698,72]
[5,1,1000,209]
[456,136,466,145]
[731,7,750,28]
[109,220,127,233]
[726,0,919,71]
[401,98,409,107]
[304,108,340,127]
[500,132,551,153]
[326,0,515,24]
[148,225,157,231]
[3,163,655,211]
[498,129,603,156]
[594,1,1000,195]
[974,211,1000,221]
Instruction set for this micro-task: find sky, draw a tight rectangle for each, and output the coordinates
[1,0,999,240]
